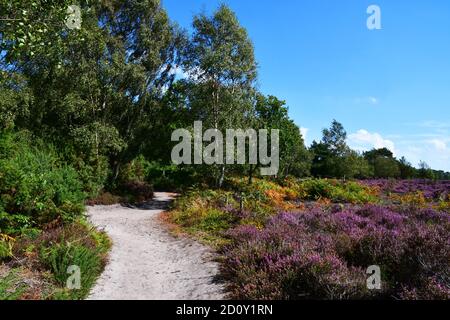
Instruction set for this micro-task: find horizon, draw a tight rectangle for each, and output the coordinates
[163,0,450,172]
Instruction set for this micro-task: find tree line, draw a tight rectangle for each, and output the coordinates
[1,1,448,196]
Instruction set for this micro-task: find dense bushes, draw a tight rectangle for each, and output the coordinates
[0,132,110,300]
[0,131,85,234]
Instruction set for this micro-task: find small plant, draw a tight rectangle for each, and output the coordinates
[0,233,15,260]
[40,242,102,300]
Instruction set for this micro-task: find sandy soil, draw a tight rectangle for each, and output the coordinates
[86,192,225,300]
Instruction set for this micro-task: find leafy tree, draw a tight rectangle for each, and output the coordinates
[4,0,184,192]
[322,120,347,156]
[255,94,310,179]
[398,156,415,179]
[0,0,86,62]
[364,148,394,163]
[418,161,435,180]
[310,141,334,178]
[311,120,353,178]
[342,150,373,179]
[373,157,400,178]
[181,4,257,186]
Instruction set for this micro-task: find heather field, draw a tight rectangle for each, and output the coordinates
[169,178,450,300]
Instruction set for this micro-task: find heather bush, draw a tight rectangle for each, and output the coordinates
[221,205,449,300]
[13,220,112,300]
[361,179,450,202]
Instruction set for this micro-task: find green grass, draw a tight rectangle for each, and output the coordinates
[0,268,28,300]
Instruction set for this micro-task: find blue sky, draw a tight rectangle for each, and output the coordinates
[163,0,450,171]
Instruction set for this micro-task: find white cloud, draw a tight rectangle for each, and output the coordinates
[300,127,309,142]
[348,129,396,155]
[394,136,450,171]
[347,126,450,171]
[368,96,379,105]
[429,139,447,152]
[354,96,379,105]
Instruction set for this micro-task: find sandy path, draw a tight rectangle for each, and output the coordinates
[86,192,225,300]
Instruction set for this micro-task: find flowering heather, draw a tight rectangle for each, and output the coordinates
[221,205,450,300]
[361,179,450,201]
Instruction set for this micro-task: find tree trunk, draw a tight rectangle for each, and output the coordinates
[248,165,254,185]
[218,165,225,188]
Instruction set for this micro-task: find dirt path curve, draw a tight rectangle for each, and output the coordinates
[86,192,225,300]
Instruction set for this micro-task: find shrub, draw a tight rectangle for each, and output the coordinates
[69,156,109,199]
[40,242,102,299]
[28,220,110,300]
[0,131,86,233]
[0,233,15,260]
[85,192,122,206]
[119,181,154,204]
[118,155,150,185]
[299,179,376,204]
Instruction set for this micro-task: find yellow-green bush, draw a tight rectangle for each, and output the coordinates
[298,179,377,204]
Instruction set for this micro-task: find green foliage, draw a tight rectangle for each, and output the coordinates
[0,0,83,60]
[180,4,258,186]
[6,220,111,300]
[171,190,238,242]
[69,156,109,199]
[0,131,85,234]
[299,179,376,204]
[117,155,150,185]
[255,94,311,178]
[40,242,102,299]
[0,233,15,260]
[311,120,353,178]
[322,120,348,156]
[373,157,401,178]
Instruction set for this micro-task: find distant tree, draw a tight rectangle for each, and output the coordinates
[398,156,415,179]
[322,120,348,156]
[310,141,334,177]
[364,148,394,163]
[418,161,435,179]
[374,157,400,178]
[255,94,311,179]
[311,120,358,178]
[342,150,373,179]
